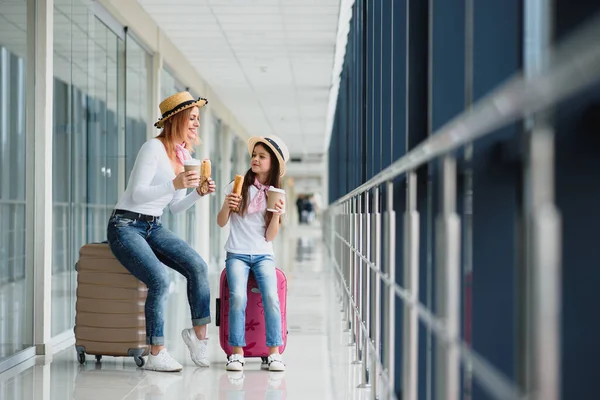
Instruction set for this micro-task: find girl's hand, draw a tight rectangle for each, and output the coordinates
[224,193,241,210]
[273,198,285,214]
[173,171,200,190]
[197,178,216,196]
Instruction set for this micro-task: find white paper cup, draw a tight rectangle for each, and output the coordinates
[266,187,286,213]
[183,159,200,186]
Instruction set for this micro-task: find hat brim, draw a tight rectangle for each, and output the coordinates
[154,98,208,128]
[248,137,286,177]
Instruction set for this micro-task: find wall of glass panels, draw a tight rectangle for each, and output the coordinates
[0,0,34,363]
[231,134,248,178]
[328,0,600,398]
[125,33,151,181]
[158,67,186,237]
[160,67,185,102]
[51,0,148,337]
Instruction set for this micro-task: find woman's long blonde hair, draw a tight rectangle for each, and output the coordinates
[156,107,199,160]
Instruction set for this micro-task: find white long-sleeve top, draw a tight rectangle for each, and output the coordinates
[114,138,201,217]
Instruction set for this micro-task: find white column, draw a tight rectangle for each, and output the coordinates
[234,136,247,176]
[218,126,233,266]
[194,107,212,261]
[220,125,233,182]
[30,0,53,355]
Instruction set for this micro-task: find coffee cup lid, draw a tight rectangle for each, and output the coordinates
[268,186,285,194]
[184,159,200,165]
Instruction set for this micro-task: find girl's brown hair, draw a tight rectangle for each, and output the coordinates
[238,143,282,227]
[156,107,199,160]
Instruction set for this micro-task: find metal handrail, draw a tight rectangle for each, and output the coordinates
[324,7,600,400]
[331,10,600,206]
[334,232,522,400]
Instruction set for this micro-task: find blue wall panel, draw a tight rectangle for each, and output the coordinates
[470,1,522,398]
[326,1,598,398]
[554,2,600,398]
[372,0,382,175]
[431,0,465,131]
[380,0,393,169]
[391,1,406,161]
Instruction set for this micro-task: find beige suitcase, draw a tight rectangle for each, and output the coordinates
[74,242,149,366]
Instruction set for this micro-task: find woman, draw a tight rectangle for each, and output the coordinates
[107,91,215,372]
[217,135,289,372]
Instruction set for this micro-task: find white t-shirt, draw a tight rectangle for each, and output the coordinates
[115,138,201,216]
[224,181,274,256]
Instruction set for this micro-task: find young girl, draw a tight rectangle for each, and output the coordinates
[217,135,290,372]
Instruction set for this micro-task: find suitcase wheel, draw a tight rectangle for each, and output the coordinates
[134,356,145,367]
[127,348,146,368]
[76,346,87,364]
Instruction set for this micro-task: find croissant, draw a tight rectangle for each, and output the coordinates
[232,174,243,212]
[199,159,211,195]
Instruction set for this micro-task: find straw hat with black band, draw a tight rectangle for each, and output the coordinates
[154,91,208,128]
[247,135,290,177]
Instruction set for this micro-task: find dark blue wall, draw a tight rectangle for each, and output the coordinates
[327,0,599,398]
[554,2,600,398]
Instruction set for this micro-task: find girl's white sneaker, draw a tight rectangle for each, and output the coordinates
[226,354,245,371]
[267,353,286,372]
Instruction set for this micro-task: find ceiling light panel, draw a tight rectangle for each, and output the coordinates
[139,0,340,150]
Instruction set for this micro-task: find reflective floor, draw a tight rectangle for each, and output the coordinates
[0,222,372,400]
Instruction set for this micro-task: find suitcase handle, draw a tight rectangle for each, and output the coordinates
[215,298,220,326]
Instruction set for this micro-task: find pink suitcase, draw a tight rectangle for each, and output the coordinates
[216,267,288,360]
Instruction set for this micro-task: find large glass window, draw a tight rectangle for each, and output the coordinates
[184,90,201,246]
[158,67,186,237]
[160,67,185,100]
[52,0,126,336]
[0,0,33,362]
[209,117,223,265]
[232,134,249,179]
[125,35,151,179]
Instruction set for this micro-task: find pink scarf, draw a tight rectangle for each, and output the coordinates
[175,142,191,165]
[247,178,269,214]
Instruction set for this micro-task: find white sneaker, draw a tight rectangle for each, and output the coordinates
[267,353,286,372]
[144,349,183,372]
[181,328,210,367]
[225,354,245,371]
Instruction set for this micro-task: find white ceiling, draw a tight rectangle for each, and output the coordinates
[138,0,340,158]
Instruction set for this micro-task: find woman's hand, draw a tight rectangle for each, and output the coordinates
[272,198,285,214]
[224,193,241,210]
[197,178,216,196]
[173,171,200,190]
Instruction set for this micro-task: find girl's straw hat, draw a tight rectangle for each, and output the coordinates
[247,135,290,177]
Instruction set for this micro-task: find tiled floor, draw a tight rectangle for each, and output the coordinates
[0,223,374,400]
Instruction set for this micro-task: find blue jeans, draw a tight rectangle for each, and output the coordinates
[107,214,211,345]
[225,252,282,348]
